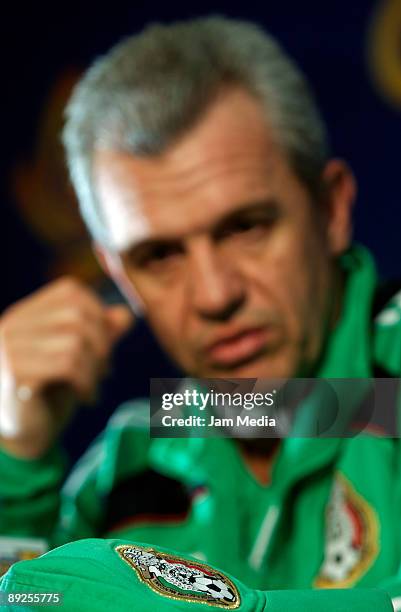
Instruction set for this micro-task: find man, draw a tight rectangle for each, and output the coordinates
[0,16,400,610]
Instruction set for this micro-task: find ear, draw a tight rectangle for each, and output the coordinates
[93,243,146,317]
[321,159,356,256]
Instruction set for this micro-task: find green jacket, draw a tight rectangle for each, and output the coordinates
[2,245,401,610]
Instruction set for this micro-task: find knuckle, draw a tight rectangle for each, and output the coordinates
[65,306,86,329]
[58,275,81,290]
[2,341,16,365]
[0,304,20,330]
[0,320,19,352]
[57,276,85,299]
[0,319,11,343]
[59,279,102,315]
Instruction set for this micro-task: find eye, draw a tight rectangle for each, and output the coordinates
[139,243,184,269]
[216,215,274,241]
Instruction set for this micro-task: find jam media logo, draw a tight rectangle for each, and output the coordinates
[314,474,379,588]
[116,544,240,608]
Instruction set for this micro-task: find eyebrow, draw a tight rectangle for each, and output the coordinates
[124,199,280,262]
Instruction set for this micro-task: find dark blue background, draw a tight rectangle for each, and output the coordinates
[1,1,400,461]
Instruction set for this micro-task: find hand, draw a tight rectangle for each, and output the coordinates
[0,277,134,458]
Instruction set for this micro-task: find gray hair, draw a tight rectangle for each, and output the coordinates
[63,16,330,248]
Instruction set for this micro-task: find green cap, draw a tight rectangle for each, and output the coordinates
[0,538,393,611]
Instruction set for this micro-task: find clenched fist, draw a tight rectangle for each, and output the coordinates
[0,277,134,459]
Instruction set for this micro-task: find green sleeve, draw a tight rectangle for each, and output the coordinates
[52,432,105,546]
[0,400,150,549]
[0,538,393,611]
[53,400,151,547]
[374,296,401,374]
[0,445,65,539]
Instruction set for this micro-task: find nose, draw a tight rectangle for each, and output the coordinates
[186,238,245,321]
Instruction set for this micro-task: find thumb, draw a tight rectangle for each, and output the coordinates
[105,305,135,344]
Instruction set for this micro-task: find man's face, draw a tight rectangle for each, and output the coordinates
[94,88,350,379]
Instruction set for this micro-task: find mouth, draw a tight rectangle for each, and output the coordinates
[205,327,270,368]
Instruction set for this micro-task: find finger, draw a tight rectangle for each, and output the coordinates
[105,305,135,344]
[14,347,101,402]
[49,307,111,361]
[5,278,107,333]
[7,334,106,400]
[5,311,112,374]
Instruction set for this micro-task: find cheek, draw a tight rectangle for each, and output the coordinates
[147,299,180,340]
[272,236,331,358]
[244,223,329,340]
[126,270,201,370]
[142,288,193,361]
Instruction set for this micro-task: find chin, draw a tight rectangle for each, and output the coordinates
[230,362,290,379]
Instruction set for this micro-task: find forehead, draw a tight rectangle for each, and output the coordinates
[93,89,291,251]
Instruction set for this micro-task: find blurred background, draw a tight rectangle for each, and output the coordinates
[1,0,400,463]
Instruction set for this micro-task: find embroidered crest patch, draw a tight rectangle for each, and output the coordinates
[314,473,379,588]
[116,544,240,608]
